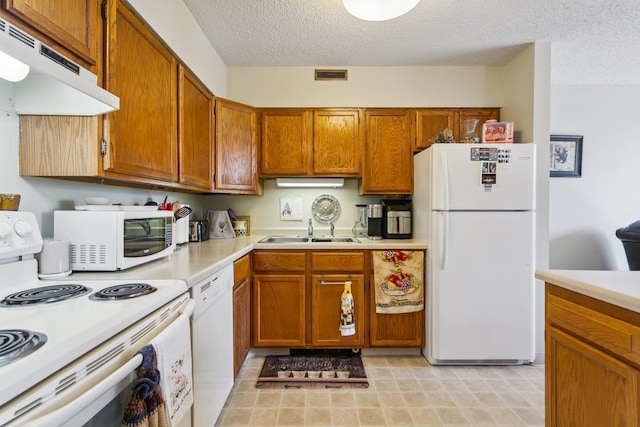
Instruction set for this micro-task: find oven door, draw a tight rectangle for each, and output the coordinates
[6,295,194,427]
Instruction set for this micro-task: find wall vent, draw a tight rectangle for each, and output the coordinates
[315,69,348,81]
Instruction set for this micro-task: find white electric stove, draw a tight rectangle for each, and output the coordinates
[0,211,191,426]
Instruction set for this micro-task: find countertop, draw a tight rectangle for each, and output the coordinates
[67,235,427,288]
[536,269,640,313]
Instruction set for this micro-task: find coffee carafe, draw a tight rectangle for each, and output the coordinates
[367,203,383,240]
[352,204,368,237]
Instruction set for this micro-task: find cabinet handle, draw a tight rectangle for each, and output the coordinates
[320,274,352,285]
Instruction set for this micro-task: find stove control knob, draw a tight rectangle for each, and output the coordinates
[0,222,11,238]
[14,220,33,237]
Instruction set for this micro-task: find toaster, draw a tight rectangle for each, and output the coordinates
[189,219,210,242]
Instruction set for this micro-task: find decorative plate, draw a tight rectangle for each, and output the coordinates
[311,194,340,223]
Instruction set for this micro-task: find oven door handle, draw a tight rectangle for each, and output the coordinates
[22,353,144,427]
[182,298,195,318]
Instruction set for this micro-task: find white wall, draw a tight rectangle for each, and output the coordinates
[549,85,640,271]
[126,0,227,96]
[228,66,504,108]
[206,179,380,235]
[499,43,552,363]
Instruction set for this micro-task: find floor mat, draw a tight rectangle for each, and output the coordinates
[256,354,369,389]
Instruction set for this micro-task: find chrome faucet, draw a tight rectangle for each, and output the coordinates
[308,218,313,237]
[329,222,335,237]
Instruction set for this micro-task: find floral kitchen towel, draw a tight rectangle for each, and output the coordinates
[372,250,424,314]
[151,314,193,426]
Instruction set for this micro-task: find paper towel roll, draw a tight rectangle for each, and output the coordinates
[39,239,70,275]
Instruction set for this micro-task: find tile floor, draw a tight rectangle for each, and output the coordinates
[215,355,545,426]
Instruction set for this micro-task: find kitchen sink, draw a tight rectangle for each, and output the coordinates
[310,236,359,243]
[258,235,360,244]
[258,236,311,243]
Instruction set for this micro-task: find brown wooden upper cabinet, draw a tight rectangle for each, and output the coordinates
[415,108,500,151]
[260,108,362,177]
[18,0,224,193]
[361,109,414,195]
[1,0,100,69]
[179,65,214,190]
[104,0,178,183]
[215,99,260,194]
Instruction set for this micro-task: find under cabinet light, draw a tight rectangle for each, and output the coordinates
[276,178,345,188]
[0,50,29,82]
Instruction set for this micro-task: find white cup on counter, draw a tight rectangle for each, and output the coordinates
[38,239,71,278]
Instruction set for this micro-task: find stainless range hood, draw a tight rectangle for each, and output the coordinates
[0,18,119,116]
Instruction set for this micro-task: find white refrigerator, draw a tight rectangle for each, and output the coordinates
[414,143,536,365]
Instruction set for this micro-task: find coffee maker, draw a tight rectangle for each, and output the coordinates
[382,199,412,239]
[366,203,383,240]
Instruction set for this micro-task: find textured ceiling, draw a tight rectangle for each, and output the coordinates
[182,0,640,85]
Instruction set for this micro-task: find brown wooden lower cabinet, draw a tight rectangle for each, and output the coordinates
[369,309,424,347]
[311,273,365,348]
[251,249,425,349]
[252,273,306,347]
[545,283,640,426]
[233,254,251,379]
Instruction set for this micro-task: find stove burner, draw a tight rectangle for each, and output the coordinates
[89,283,157,301]
[0,329,47,367]
[0,284,92,306]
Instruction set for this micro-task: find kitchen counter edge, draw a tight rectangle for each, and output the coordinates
[536,269,640,313]
[67,236,427,288]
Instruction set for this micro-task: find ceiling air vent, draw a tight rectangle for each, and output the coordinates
[315,69,348,81]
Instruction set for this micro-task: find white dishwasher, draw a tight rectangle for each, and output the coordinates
[190,264,234,426]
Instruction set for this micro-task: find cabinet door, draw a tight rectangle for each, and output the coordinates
[233,254,251,377]
[312,109,361,176]
[105,0,178,182]
[252,274,306,347]
[260,109,312,176]
[547,326,640,426]
[178,66,213,190]
[311,274,365,347]
[233,277,251,378]
[415,109,457,151]
[216,99,259,193]
[3,0,99,67]
[369,273,424,347]
[361,109,414,194]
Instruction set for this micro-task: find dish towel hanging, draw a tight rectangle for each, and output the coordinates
[121,345,168,427]
[151,314,194,426]
[372,250,424,314]
[340,280,356,336]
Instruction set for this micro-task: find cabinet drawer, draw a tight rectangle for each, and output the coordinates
[311,252,364,272]
[253,251,306,272]
[547,294,640,364]
[234,254,250,285]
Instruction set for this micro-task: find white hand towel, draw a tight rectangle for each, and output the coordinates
[151,314,194,426]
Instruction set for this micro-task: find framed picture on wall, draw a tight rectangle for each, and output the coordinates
[550,135,583,177]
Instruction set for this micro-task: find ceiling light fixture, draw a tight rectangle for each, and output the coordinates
[0,50,29,82]
[342,0,420,21]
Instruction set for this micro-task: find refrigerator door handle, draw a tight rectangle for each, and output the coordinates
[438,151,450,210]
[440,211,449,270]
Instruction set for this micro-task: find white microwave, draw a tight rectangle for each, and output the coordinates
[54,210,174,271]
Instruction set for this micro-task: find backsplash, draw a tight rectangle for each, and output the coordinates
[204,179,381,236]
